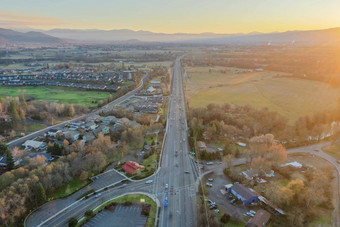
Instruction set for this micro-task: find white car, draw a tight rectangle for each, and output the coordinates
[95,193,102,198]
[145,180,153,184]
[206,183,213,187]
[165,184,169,189]
[206,162,214,165]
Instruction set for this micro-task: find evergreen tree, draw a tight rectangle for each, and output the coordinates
[6,150,14,170]
[0,142,10,156]
[37,183,47,205]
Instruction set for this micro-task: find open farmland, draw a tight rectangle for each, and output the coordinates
[184,66,340,122]
[0,86,111,107]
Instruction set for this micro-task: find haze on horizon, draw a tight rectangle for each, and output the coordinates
[1,0,340,34]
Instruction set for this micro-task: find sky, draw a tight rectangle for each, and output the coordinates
[1,0,340,34]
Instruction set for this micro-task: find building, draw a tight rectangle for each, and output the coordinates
[242,169,258,180]
[246,209,271,227]
[22,140,46,150]
[197,141,207,151]
[63,131,80,143]
[122,161,145,174]
[45,129,62,137]
[228,183,258,205]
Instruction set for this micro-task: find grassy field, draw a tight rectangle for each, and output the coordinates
[325,142,340,160]
[49,178,90,200]
[0,86,111,107]
[184,66,340,122]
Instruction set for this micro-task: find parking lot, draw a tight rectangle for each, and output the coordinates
[83,205,147,227]
[90,170,127,190]
[204,168,247,221]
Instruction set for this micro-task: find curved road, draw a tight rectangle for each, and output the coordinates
[26,58,198,227]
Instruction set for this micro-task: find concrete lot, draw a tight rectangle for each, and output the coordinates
[83,205,147,227]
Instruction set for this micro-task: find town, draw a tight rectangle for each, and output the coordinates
[1,1,340,227]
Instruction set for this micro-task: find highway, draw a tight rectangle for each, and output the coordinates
[25,58,199,227]
[154,57,197,227]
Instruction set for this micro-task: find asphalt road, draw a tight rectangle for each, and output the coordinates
[25,59,200,227]
[154,57,197,227]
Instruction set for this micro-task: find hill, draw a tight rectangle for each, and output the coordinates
[0,28,61,44]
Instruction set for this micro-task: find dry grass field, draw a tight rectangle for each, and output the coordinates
[184,66,340,122]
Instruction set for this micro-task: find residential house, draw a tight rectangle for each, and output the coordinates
[45,129,62,137]
[122,161,145,174]
[246,209,271,227]
[63,131,80,143]
[23,140,46,150]
[228,183,258,205]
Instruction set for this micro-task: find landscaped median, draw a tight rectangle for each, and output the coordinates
[71,193,159,227]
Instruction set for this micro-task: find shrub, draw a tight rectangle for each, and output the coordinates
[85,210,95,218]
[68,217,78,227]
[141,204,151,216]
[220,213,230,223]
[123,201,133,206]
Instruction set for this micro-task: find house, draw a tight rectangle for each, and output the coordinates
[84,121,97,131]
[45,129,62,137]
[23,140,46,150]
[102,126,110,135]
[147,86,156,93]
[197,141,207,151]
[150,80,161,86]
[242,169,258,180]
[281,161,302,168]
[122,161,145,174]
[228,183,258,205]
[246,209,271,227]
[63,131,80,143]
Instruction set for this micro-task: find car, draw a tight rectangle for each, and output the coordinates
[247,212,255,217]
[165,184,169,189]
[249,210,256,214]
[208,178,214,182]
[95,193,102,198]
[206,183,213,187]
[185,171,190,174]
[214,209,220,214]
[230,199,236,204]
[145,180,153,184]
[206,162,214,165]
[228,195,233,200]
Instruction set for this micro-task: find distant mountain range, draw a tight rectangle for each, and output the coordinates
[0,28,61,44]
[42,28,240,42]
[190,27,340,45]
[2,27,340,46]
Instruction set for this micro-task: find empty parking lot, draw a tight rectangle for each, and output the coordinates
[83,205,147,227]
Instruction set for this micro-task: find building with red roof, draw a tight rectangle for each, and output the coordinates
[122,161,145,174]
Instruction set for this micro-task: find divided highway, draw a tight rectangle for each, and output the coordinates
[25,58,199,227]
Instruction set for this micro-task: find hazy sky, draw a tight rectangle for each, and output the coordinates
[1,0,340,33]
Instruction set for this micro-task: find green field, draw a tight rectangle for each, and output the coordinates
[0,86,111,107]
[185,66,340,122]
